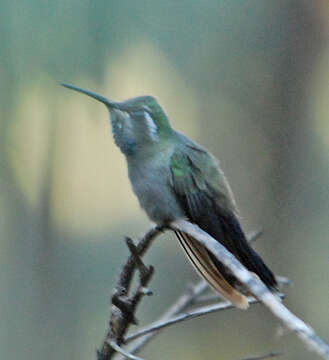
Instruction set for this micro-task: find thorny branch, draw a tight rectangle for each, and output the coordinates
[98,221,329,360]
[125,296,261,343]
[120,280,285,359]
[170,219,329,360]
[98,225,164,360]
[117,280,210,359]
[99,227,278,359]
[108,340,143,360]
[240,351,283,360]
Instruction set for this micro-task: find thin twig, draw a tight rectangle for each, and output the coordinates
[104,225,292,359]
[126,293,283,345]
[240,351,283,360]
[108,341,144,360]
[117,226,164,291]
[125,297,259,343]
[118,281,208,358]
[117,229,277,358]
[98,225,164,360]
[194,293,221,304]
[247,228,264,243]
[276,276,292,287]
[125,237,151,280]
[170,219,329,360]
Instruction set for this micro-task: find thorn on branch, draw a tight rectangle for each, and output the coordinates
[126,237,154,282]
[112,291,138,325]
[247,228,263,243]
[276,275,292,287]
[140,287,153,296]
[98,226,164,359]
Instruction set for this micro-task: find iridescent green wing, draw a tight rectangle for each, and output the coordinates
[169,143,238,217]
[169,143,249,309]
[169,140,242,260]
[169,139,277,291]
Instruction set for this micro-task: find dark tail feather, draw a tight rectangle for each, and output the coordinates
[204,209,278,290]
[185,197,278,290]
[223,214,277,289]
[235,238,277,289]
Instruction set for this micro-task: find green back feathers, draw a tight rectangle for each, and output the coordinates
[169,137,238,215]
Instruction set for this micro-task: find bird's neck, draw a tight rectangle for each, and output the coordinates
[126,134,175,166]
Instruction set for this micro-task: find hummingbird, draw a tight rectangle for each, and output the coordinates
[62,83,277,309]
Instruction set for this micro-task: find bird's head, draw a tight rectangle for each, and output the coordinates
[62,83,172,156]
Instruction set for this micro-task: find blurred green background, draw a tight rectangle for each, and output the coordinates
[1,1,329,359]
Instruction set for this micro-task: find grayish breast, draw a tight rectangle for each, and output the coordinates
[126,145,185,224]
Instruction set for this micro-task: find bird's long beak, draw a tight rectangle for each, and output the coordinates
[61,83,118,109]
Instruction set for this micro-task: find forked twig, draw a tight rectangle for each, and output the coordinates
[125,297,259,343]
[108,340,144,360]
[117,280,209,359]
[100,221,328,360]
[98,225,164,360]
[170,219,329,360]
[240,351,283,360]
[114,230,281,359]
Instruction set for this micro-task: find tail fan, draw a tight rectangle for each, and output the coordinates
[175,230,249,309]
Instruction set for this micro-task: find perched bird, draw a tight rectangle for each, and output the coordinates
[62,83,277,309]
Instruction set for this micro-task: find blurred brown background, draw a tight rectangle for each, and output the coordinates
[1,1,329,359]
